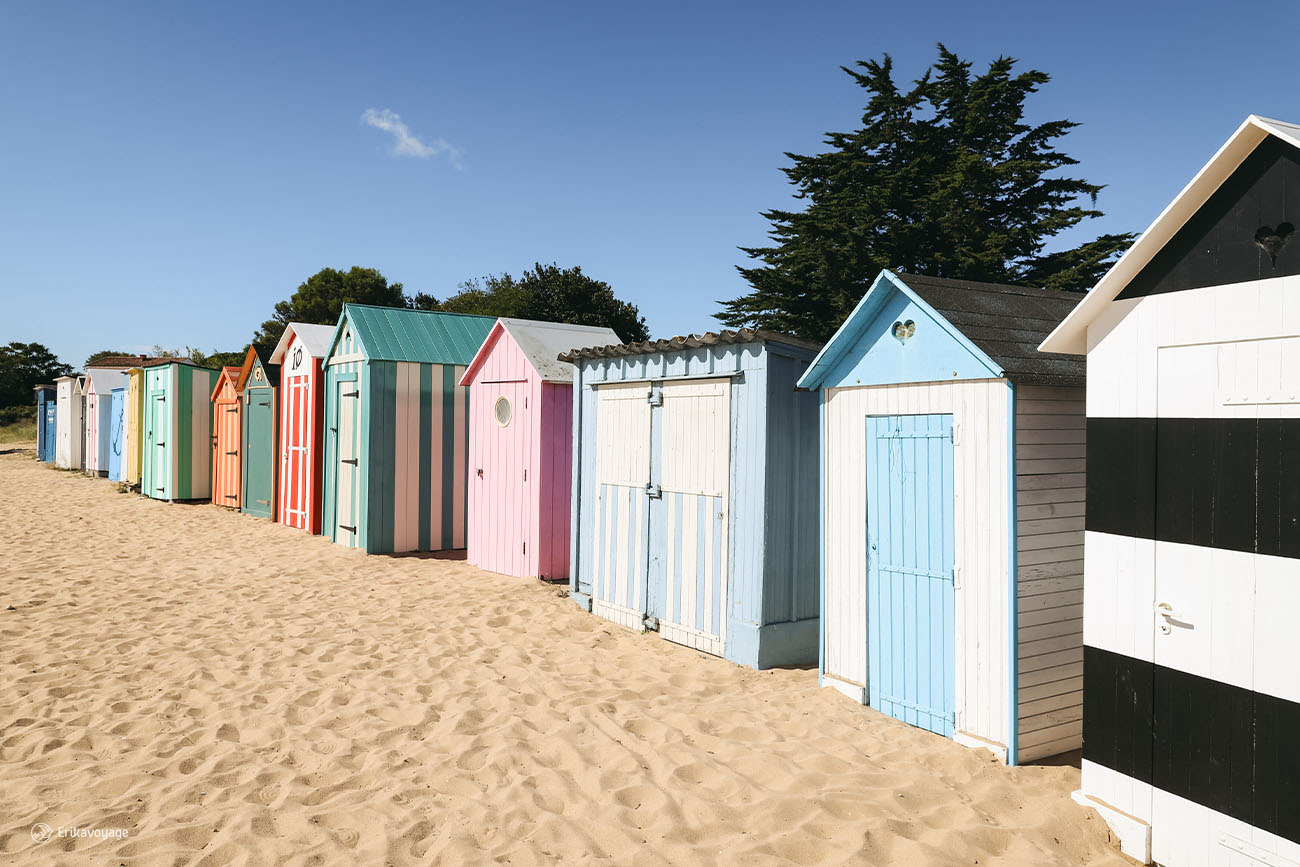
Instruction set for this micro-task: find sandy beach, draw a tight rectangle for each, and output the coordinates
[0,443,1127,866]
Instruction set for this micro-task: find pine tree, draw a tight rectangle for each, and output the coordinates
[717,45,1133,342]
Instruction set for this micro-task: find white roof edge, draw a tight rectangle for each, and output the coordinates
[1041,114,1293,354]
[269,322,337,364]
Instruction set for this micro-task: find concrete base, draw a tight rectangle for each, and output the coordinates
[1071,790,1151,864]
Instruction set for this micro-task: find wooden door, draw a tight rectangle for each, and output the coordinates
[591,382,652,629]
[212,392,241,508]
[649,379,730,656]
[43,401,56,462]
[147,392,169,498]
[476,381,532,576]
[243,389,275,518]
[865,414,956,737]
[333,378,360,546]
[281,377,311,529]
[108,391,123,481]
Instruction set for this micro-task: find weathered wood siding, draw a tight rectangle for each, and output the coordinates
[822,379,1012,752]
[1013,384,1085,761]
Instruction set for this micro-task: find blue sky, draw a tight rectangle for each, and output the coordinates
[3,0,1298,369]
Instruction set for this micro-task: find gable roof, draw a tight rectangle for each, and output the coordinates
[459,319,621,385]
[557,328,821,363]
[83,368,126,396]
[1041,114,1300,354]
[235,344,279,390]
[141,358,200,370]
[269,322,336,365]
[798,270,1086,390]
[330,304,496,365]
[211,366,241,401]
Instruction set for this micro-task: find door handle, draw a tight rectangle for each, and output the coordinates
[1155,601,1189,634]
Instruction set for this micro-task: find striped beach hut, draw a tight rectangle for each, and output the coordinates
[210,366,242,509]
[459,318,619,580]
[270,323,335,534]
[237,344,279,519]
[34,385,55,462]
[562,330,822,669]
[123,367,145,487]
[1040,115,1300,865]
[84,368,125,477]
[107,386,125,481]
[53,375,84,470]
[141,360,220,501]
[797,269,1087,765]
[321,304,495,553]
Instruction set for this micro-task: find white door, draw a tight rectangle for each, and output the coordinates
[334,379,360,546]
[652,379,730,656]
[591,382,652,630]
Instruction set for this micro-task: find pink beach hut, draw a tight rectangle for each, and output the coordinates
[459,319,619,580]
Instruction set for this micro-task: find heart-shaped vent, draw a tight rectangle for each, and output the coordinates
[892,320,916,343]
[1255,222,1295,266]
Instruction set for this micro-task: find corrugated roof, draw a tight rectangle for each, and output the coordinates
[269,322,336,365]
[84,368,127,396]
[557,328,821,362]
[892,272,1086,387]
[337,304,496,365]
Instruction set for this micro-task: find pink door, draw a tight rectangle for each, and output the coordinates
[473,381,532,577]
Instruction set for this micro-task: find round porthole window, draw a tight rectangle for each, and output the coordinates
[494,396,512,427]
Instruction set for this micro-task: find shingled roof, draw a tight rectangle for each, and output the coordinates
[895,272,1087,387]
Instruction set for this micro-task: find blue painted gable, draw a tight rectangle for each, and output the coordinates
[797,270,1003,390]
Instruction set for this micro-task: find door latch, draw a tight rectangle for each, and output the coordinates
[1155,601,1188,635]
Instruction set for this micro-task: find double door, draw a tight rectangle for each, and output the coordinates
[591,379,731,656]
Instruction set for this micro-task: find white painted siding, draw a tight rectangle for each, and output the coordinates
[1014,384,1085,761]
[823,379,1011,751]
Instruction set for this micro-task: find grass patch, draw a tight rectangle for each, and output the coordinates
[0,405,36,442]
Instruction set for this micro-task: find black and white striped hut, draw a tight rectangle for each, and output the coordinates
[1041,114,1300,865]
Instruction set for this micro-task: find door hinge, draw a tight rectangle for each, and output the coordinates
[522,541,526,554]
[647,388,662,406]
[344,391,358,398]
[953,566,962,589]
[951,424,960,445]
[643,616,659,631]
[225,450,237,456]
[645,483,661,499]
[342,458,358,466]
[341,524,356,533]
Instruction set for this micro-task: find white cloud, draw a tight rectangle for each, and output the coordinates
[361,108,463,168]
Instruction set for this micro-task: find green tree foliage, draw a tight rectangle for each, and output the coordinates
[717,45,1134,342]
[253,267,406,347]
[0,342,72,408]
[418,263,649,343]
[187,348,249,369]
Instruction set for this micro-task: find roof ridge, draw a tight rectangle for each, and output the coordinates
[343,303,495,320]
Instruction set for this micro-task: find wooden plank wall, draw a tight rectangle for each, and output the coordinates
[823,379,1011,751]
[1014,384,1085,761]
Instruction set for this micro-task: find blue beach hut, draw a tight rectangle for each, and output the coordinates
[797,269,1087,764]
[108,387,125,481]
[34,385,55,462]
[560,329,822,670]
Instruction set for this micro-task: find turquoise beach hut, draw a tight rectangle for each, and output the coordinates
[320,304,495,554]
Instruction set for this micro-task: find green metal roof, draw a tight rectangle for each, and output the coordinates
[335,304,496,365]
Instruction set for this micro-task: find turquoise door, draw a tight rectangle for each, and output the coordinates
[866,414,956,737]
[242,389,275,518]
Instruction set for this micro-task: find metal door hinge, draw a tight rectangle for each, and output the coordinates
[951,424,960,445]
[953,566,962,589]
[645,483,661,499]
[643,616,659,631]
[648,389,662,406]
[342,458,358,466]
[341,525,356,533]
[344,391,358,398]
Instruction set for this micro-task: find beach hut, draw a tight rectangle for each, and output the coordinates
[561,329,822,669]
[321,304,495,553]
[53,375,84,470]
[210,366,242,509]
[459,318,620,580]
[83,369,125,477]
[141,360,220,501]
[122,367,145,487]
[1039,115,1300,865]
[237,344,279,519]
[34,385,55,462]
[107,387,125,481]
[796,269,1086,765]
[269,322,335,534]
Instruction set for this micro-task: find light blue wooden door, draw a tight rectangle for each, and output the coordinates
[866,414,955,737]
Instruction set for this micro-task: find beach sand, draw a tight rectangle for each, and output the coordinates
[0,444,1127,865]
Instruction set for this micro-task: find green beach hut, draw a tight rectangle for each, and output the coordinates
[321,304,495,554]
[141,360,221,501]
[236,344,280,520]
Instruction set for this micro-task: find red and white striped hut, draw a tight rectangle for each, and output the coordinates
[269,322,336,534]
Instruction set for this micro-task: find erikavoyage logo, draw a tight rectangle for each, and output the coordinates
[31,823,129,843]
